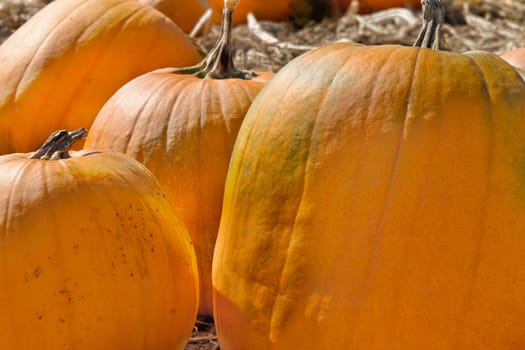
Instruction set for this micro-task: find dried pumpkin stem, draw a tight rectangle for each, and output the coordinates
[175,1,255,79]
[413,0,444,50]
[31,128,87,160]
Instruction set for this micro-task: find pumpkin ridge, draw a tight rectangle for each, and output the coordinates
[13,0,124,101]
[267,73,337,341]
[358,46,423,342]
[350,46,416,320]
[1,158,33,236]
[57,4,148,130]
[466,55,493,120]
[123,75,180,159]
[77,0,141,43]
[8,0,92,95]
[164,78,194,154]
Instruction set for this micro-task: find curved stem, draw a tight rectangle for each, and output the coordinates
[414,0,444,50]
[31,128,87,160]
[175,0,256,79]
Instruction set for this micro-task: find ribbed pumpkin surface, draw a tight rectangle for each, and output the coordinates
[213,43,525,349]
[0,0,201,154]
[84,69,273,315]
[0,149,198,349]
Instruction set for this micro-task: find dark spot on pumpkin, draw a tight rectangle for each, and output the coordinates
[33,266,42,278]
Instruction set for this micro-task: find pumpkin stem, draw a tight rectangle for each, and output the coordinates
[31,128,87,160]
[174,0,256,79]
[413,0,444,50]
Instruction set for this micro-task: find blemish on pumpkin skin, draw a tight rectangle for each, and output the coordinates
[33,265,42,278]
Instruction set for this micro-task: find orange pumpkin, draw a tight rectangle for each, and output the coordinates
[208,0,295,24]
[84,0,273,316]
[0,0,201,155]
[0,129,198,349]
[356,0,420,11]
[138,0,209,33]
[500,48,525,71]
[209,0,422,23]
[213,1,525,349]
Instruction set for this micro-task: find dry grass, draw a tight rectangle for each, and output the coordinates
[197,0,525,72]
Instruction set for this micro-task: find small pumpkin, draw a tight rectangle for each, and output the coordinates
[84,0,273,316]
[138,0,209,33]
[0,129,198,349]
[0,0,202,155]
[500,48,525,71]
[212,0,525,349]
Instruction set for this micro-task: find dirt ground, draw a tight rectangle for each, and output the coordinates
[1,0,524,349]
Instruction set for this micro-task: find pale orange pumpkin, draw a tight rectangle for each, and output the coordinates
[138,0,209,33]
[210,0,422,23]
[84,0,273,316]
[0,129,198,349]
[0,0,201,155]
[500,48,525,71]
[213,1,525,349]
[208,0,295,24]
[356,0,420,11]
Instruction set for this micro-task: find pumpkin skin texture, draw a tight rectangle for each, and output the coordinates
[212,42,525,349]
[0,0,201,155]
[84,69,273,316]
[84,0,273,316]
[138,0,208,33]
[500,48,525,70]
[0,140,198,349]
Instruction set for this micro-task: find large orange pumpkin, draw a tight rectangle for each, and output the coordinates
[0,129,198,349]
[84,0,273,316]
[212,1,525,349]
[0,0,201,155]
